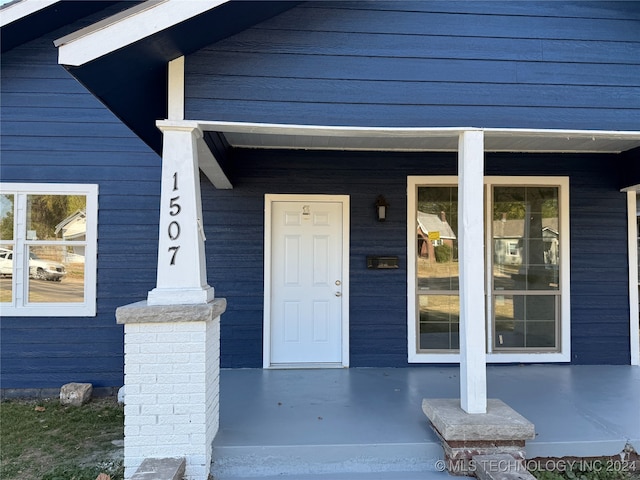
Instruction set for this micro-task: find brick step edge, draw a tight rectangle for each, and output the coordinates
[131,457,186,480]
[473,454,537,480]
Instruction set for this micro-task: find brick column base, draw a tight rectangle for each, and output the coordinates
[422,398,535,476]
[116,299,226,480]
[435,429,527,475]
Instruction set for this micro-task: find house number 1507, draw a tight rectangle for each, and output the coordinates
[168,171,181,265]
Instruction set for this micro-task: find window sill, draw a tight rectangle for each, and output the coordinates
[408,351,570,364]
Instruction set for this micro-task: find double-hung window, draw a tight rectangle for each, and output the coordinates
[408,176,570,363]
[0,183,98,316]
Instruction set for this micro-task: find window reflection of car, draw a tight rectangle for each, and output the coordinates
[29,252,66,281]
[0,248,66,281]
[0,249,12,277]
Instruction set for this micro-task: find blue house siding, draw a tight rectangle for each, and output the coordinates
[2,0,636,391]
[205,149,630,367]
[183,1,638,367]
[0,14,161,390]
[185,1,640,131]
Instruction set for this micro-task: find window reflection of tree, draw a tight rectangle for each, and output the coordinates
[494,186,559,350]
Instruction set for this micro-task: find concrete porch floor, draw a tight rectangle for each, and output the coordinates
[211,365,640,479]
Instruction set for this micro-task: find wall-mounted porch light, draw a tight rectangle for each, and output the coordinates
[375,195,389,222]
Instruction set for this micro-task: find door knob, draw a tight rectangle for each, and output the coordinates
[335,292,342,297]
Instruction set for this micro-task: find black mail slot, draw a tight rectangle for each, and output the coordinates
[367,256,399,269]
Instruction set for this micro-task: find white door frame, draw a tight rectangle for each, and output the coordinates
[263,194,350,368]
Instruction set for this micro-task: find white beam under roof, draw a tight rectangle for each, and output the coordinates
[177,121,640,154]
[0,0,61,27]
[56,0,229,66]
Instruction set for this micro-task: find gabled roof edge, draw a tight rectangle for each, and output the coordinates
[54,0,302,154]
[57,0,230,66]
[0,0,61,28]
[1,0,125,53]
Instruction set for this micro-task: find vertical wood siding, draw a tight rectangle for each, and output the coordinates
[185,1,639,131]
[0,11,161,390]
[204,149,630,367]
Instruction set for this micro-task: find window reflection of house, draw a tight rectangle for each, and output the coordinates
[55,210,86,262]
[417,211,457,261]
[493,217,559,267]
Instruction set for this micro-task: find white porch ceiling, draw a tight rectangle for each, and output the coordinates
[194,121,640,154]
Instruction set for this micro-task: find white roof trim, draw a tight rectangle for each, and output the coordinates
[158,120,640,154]
[56,0,229,67]
[0,0,61,28]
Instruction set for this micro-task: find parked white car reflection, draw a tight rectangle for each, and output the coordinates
[0,248,11,276]
[0,248,66,281]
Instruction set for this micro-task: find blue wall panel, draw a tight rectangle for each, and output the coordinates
[187,1,636,367]
[204,150,630,367]
[0,9,161,390]
[185,1,639,131]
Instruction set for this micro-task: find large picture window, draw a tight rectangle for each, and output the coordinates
[0,184,98,316]
[407,176,570,363]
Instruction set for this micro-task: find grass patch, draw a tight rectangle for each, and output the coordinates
[1,397,124,480]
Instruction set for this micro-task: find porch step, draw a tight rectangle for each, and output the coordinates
[211,442,446,479]
[214,471,453,480]
[473,454,537,480]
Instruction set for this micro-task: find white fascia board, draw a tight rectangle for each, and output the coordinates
[0,0,61,28]
[193,120,640,153]
[57,0,229,66]
[160,120,640,162]
[196,121,640,139]
[195,120,472,138]
[484,128,640,153]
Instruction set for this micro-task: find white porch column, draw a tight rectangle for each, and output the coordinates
[147,124,214,306]
[458,130,487,414]
[117,119,223,480]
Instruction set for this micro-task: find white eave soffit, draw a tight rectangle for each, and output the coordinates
[166,121,640,154]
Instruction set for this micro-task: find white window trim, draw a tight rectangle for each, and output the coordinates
[0,183,98,317]
[407,176,570,363]
[627,191,640,366]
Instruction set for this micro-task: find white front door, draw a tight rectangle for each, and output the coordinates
[265,195,349,367]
